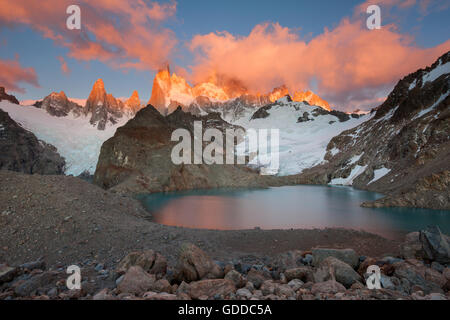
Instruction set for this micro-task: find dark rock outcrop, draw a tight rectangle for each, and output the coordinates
[93,105,281,193]
[0,109,65,174]
[0,87,19,104]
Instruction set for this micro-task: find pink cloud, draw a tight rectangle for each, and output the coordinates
[0,57,39,93]
[188,17,450,110]
[0,0,178,71]
[58,56,70,75]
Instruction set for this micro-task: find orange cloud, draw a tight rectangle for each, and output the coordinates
[0,0,177,71]
[0,57,39,93]
[58,56,70,75]
[188,18,450,110]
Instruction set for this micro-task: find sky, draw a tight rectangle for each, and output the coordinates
[0,0,449,111]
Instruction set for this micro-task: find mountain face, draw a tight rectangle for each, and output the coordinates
[0,108,65,174]
[298,51,450,210]
[93,105,283,194]
[0,87,20,105]
[147,67,332,118]
[125,90,142,113]
[293,90,331,111]
[85,79,129,130]
[35,91,83,117]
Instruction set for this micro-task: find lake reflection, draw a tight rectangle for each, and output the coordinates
[138,185,450,239]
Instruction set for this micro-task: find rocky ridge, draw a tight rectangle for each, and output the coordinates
[297,51,450,210]
[0,87,20,105]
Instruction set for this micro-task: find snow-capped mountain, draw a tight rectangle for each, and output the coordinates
[147,66,332,117]
[34,91,83,117]
[298,51,450,209]
[233,95,368,175]
[85,79,142,130]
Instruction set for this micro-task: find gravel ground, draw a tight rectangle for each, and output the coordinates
[0,170,400,268]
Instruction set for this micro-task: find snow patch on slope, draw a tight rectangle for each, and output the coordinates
[368,167,391,185]
[0,100,130,176]
[231,100,369,176]
[422,61,450,86]
[329,165,368,186]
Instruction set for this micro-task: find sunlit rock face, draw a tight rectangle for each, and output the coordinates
[147,66,332,116]
[293,90,331,111]
[125,90,142,114]
[85,78,138,130]
[39,91,83,117]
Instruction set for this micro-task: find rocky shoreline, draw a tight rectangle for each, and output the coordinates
[1,226,449,300]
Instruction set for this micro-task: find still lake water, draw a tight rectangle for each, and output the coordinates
[138,185,450,239]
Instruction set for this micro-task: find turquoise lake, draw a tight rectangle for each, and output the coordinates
[138,185,450,239]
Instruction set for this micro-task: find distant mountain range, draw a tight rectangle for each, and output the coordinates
[1,50,449,210]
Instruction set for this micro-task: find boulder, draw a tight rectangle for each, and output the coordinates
[393,260,442,294]
[236,288,252,299]
[424,268,447,288]
[188,279,235,299]
[400,232,423,259]
[260,280,277,296]
[273,250,304,271]
[284,266,314,282]
[14,271,60,297]
[0,264,18,284]
[117,250,167,275]
[311,280,346,295]
[287,279,304,292]
[419,226,450,264]
[444,268,450,281]
[274,284,295,298]
[224,270,246,288]
[93,288,116,300]
[143,292,177,300]
[312,248,359,268]
[247,269,271,289]
[117,266,156,296]
[176,243,223,282]
[313,257,362,288]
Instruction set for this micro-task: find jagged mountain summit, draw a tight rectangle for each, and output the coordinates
[299,51,450,210]
[125,90,142,114]
[85,79,140,130]
[148,66,332,117]
[34,91,83,117]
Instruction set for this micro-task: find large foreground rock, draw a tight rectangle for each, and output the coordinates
[312,248,359,268]
[117,266,156,295]
[311,280,346,295]
[419,226,450,264]
[313,257,362,288]
[176,243,223,282]
[188,279,235,299]
[117,250,167,276]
